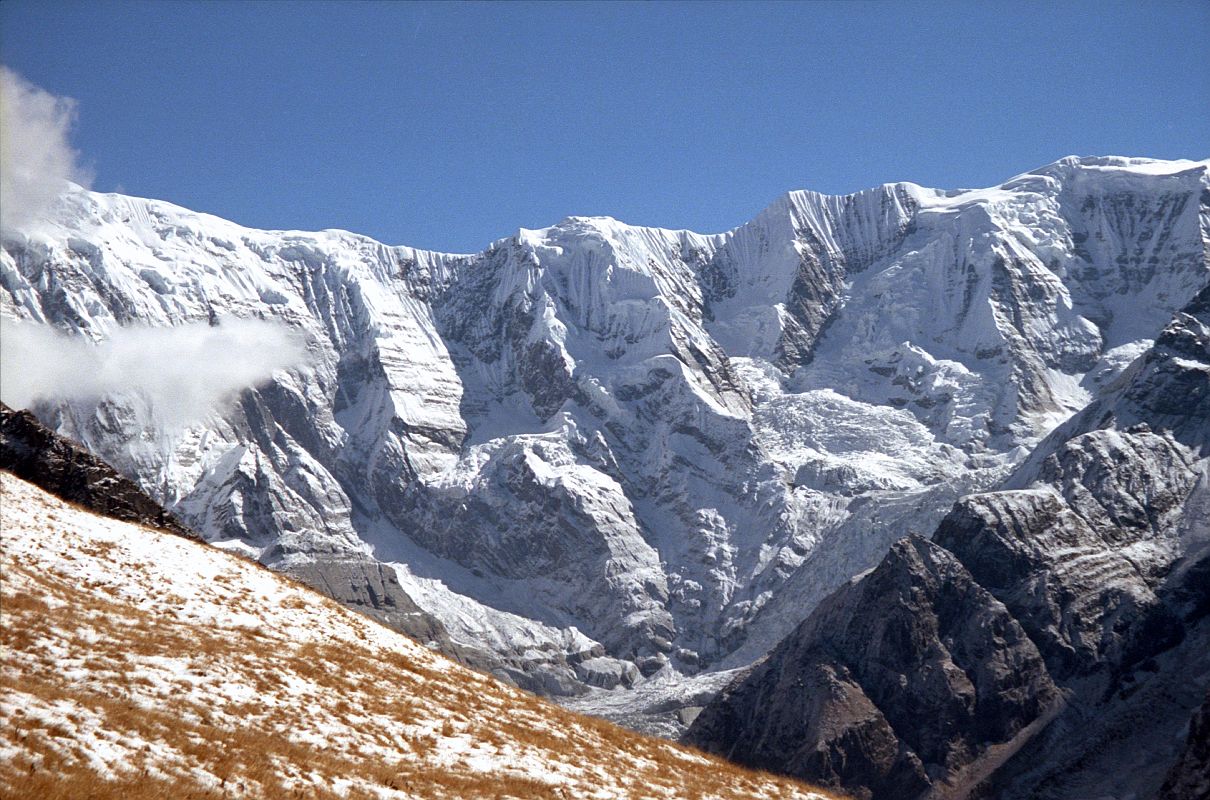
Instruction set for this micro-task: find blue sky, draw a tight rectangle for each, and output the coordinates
[1,1,1207,252]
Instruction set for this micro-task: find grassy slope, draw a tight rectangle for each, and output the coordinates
[0,472,833,800]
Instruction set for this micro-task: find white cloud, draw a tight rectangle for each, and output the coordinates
[0,317,307,428]
[0,66,92,233]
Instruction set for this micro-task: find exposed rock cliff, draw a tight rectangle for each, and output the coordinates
[687,536,1059,800]
[1159,690,1210,800]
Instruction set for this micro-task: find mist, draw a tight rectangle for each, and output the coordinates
[0,66,93,233]
[0,317,307,428]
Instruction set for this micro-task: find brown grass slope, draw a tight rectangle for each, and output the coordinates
[0,472,834,800]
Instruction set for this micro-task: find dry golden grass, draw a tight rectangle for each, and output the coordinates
[0,473,837,800]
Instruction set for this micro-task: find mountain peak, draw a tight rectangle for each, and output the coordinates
[1041,153,1209,173]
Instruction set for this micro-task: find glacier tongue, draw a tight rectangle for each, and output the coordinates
[1,156,1207,711]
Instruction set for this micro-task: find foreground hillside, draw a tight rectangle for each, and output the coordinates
[0,472,830,800]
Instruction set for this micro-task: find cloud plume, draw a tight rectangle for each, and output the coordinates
[0,66,92,233]
[0,318,307,427]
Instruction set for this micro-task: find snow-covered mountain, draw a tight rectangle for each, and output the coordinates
[0,470,831,800]
[2,156,1207,713]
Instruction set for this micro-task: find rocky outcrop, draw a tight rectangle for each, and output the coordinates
[0,402,195,538]
[684,286,1210,798]
[282,553,642,696]
[283,556,454,649]
[950,285,1210,799]
[686,537,1060,800]
[935,428,1200,680]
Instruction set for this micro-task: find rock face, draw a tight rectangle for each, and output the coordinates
[685,286,1210,798]
[0,401,194,538]
[1,156,1207,704]
[281,557,456,653]
[687,536,1059,800]
[936,427,1200,682]
[1159,690,1210,800]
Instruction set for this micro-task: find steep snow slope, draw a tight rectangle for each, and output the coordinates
[1,156,1207,710]
[0,471,831,800]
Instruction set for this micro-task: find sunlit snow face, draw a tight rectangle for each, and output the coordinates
[0,317,307,428]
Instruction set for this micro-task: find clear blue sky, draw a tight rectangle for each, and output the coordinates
[2,1,1207,252]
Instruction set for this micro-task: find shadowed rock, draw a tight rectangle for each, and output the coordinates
[686,536,1059,800]
[1159,690,1210,800]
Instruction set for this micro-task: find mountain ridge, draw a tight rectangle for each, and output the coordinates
[0,401,195,539]
[2,155,1206,718]
[55,154,1204,248]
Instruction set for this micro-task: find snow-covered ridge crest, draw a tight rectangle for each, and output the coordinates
[1,156,1206,714]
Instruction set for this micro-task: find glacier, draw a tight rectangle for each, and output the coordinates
[1,155,1206,726]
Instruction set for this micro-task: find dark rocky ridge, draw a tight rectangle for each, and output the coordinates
[936,428,1200,682]
[685,286,1210,799]
[0,402,195,539]
[0,400,454,653]
[688,536,1059,800]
